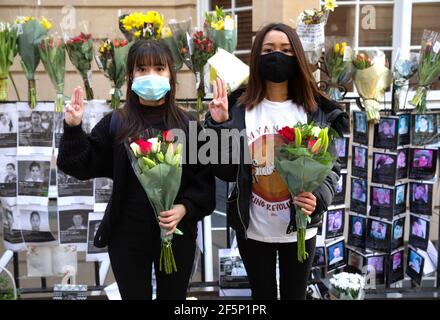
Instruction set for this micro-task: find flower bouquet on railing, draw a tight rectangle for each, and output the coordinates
[323,38,354,101]
[352,50,392,123]
[191,30,215,115]
[169,18,193,71]
[161,26,183,71]
[329,272,365,300]
[16,16,52,108]
[392,52,418,113]
[410,29,440,114]
[95,38,132,109]
[275,124,337,262]
[126,129,183,274]
[66,32,94,101]
[204,5,237,53]
[296,0,338,64]
[39,35,66,112]
[0,22,18,102]
[119,11,164,41]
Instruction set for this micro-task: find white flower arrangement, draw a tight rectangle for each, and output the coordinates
[329,272,365,300]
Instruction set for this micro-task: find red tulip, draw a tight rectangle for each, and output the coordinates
[163,130,175,143]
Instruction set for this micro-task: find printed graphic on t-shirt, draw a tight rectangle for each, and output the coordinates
[248,127,291,223]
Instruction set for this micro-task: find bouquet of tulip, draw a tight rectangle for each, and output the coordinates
[120,11,164,41]
[39,36,66,112]
[95,38,131,109]
[169,18,193,71]
[352,50,392,123]
[16,16,52,108]
[126,129,183,274]
[392,52,418,113]
[204,6,237,53]
[0,22,18,102]
[410,29,440,114]
[66,33,94,101]
[296,0,338,64]
[329,272,365,300]
[161,26,183,71]
[275,124,337,262]
[323,38,354,101]
[191,30,215,114]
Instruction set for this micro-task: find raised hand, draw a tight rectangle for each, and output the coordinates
[208,78,229,123]
[64,86,85,127]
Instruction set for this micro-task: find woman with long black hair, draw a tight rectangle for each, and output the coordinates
[57,40,216,300]
[207,23,349,300]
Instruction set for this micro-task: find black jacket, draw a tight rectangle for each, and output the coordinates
[57,112,216,247]
[204,95,349,239]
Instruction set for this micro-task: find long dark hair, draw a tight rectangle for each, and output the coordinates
[239,23,326,113]
[115,40,189,142]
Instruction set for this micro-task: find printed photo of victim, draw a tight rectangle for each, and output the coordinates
[351,145,368,179]
[409,214,430,251]
[18,160,50,197]
[353,111,368,145]
[350,177,368,215]
[366,218,392,253]
[391,216,406,251]
[331,173,347,206]
[372,152,397,186]
[312,247,326,268]
[326,238,346,271]
[409,148,438,181]
[394,184,407,215]
[366,255,386,285]
[325,209,345,240]
[347,249,365,274]
[374,117,398,150]
[334,137,349,169]
[409,182,433,216]
[370,186,393,221]
[0,107,18,149]
[396,148,409,180]
[397,114,411,146]
[389,249,405,284]
[57,169,94,198]
[0,157,17,197]
[347,214,366,249]
[406,247,424,285]
[18,111,54,147]
[411,114,437,146]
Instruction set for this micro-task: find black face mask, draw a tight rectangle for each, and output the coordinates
[260,51,298,83]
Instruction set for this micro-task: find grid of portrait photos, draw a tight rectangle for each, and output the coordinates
[312,113,351,275]
[0,101,113,278]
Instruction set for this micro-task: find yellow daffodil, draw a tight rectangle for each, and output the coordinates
[134,30,141,38]
[40,17,52,30]
[335,43,340,54]
[324,0,338,12]
[340,42,347,55]
[161,26,172,38]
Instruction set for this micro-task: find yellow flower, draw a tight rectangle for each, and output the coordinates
[214,20,224,31]
[161,26,173,39]
[324,0,338,12]
[134,30,141,38]
[40,17,52,30]
[334,43,340,54]
[340,42,347,55]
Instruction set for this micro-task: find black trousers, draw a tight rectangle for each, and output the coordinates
[108,216,196,300]
[237,235,316,300]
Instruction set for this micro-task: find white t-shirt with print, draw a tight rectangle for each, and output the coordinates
[245,98,318,243]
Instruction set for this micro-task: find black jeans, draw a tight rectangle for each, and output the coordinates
[237,235,316,300]
[108,216,196,300]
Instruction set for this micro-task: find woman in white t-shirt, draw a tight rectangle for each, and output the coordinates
[206,23,348,300]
